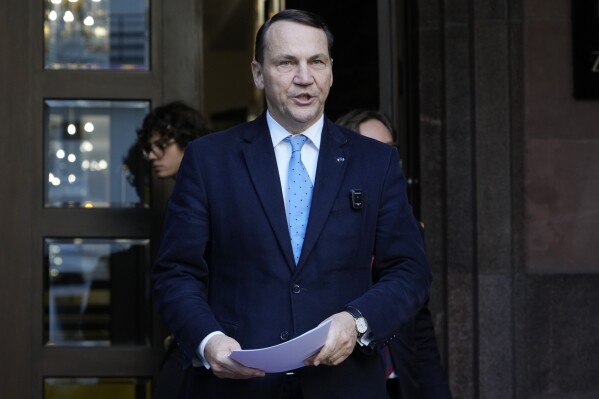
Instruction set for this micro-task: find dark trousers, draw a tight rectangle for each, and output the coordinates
[153,343,188,399]
[278,372,303,399]
[386,377,400,399]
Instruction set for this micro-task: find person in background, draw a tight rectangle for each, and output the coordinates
[152,9,431,399]
[335,109,396,146]
[133,101,210,399]
[336,108,452,399]
[136,101,209,179]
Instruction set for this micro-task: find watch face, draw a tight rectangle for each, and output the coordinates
[355,317,368,334]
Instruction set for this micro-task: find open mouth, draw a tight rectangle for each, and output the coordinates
[294,93,314,104]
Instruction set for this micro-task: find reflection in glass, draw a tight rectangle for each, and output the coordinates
[44,0,150,70]
[44,377,151,399]
[44,99,150,208]
[44,238,150,347]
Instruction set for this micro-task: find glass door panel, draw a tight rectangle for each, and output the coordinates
[44,377,151,399]
[44,0,150,70]
[44,99,150,208]
[44,238,151,347]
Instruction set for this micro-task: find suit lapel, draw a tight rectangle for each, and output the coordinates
[242,115,296,271]
[298,119,349,268]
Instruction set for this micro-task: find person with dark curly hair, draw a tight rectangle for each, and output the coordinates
[130,101,209,399]
[137,101,209,179]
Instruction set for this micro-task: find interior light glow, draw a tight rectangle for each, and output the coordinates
[67,123,77,135]
[56,149,65,159]
[48,11,58,21]
[68,174,77,183]
[94,27,108,37]
[68,154,77,163]
[84,122,94,132]
[84,16,95,26]
[80,141,94,152]
[63,11,74,23]
[51,177,61,186]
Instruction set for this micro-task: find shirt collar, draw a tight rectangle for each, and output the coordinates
[267,111,323,150]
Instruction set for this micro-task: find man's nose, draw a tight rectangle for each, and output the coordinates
[293,62,313,85]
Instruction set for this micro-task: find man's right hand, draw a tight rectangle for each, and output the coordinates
[204,334,266,379]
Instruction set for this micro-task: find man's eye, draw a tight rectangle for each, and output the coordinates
[280,61,293,66]
[310,59,327,69]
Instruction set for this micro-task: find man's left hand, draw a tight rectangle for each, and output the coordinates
[304,311,357,367]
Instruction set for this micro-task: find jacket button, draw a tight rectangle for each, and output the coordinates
[292,284,301,294]
[280,331,290,341]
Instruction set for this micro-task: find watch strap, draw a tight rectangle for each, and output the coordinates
[345,306,376,350]
[344,306,363,320]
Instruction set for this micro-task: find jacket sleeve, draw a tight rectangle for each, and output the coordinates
[348,147,432,346]
[151,141,221,367]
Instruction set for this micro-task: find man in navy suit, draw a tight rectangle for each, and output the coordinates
[152,9,431,399]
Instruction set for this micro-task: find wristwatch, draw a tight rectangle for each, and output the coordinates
[344,306,369,338]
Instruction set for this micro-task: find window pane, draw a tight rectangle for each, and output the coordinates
[44,377,151,399]
[44,238,151,347]
[44,0,150,70]
[44,99,150,208]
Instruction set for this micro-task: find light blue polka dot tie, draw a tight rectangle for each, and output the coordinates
[286,134,312,265]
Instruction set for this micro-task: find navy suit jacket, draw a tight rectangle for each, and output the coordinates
[152,113,431,399]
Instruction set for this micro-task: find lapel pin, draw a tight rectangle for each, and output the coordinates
[336,156,345,163]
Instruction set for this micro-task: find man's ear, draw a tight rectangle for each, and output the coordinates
[251,60,264,90]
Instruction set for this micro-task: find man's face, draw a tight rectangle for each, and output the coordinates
[251,20,333,134]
